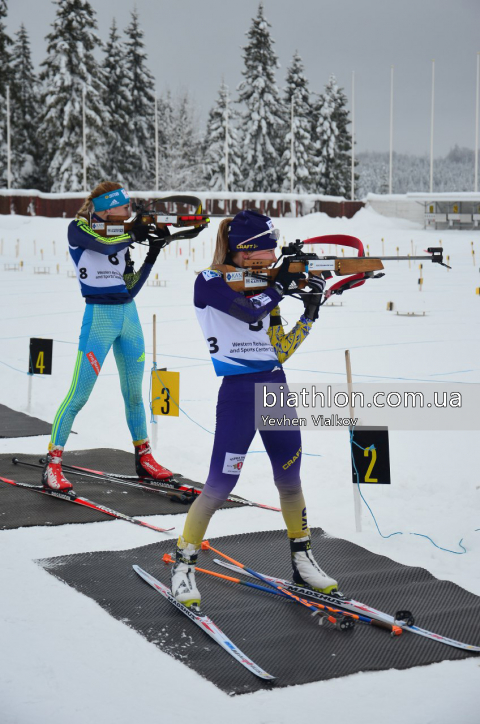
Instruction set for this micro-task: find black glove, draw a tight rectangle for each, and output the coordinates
[129,223,150,243]
[273,258,306,295]
[145,227,170,264]
[301,276,326,321]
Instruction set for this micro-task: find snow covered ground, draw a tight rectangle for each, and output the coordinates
[0,208,479,724]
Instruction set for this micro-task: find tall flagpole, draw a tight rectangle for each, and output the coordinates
[389,66,394,194]
[430,60,435,193]
[82,87,87,192]
[6,85,11,189]
[475,52,479,193]
[351,71,355,200]
[290,95,295,193]
[155,95,159,191]
[224,88,229,193]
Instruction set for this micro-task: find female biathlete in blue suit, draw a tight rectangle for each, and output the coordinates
[43,181,171,490]
[171,210,339,608]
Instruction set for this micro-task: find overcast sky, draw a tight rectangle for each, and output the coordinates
[6,0,480,157]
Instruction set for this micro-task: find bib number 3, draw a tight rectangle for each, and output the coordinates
[207,337,219,354]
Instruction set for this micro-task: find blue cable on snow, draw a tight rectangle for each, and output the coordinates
[350,429,468,555]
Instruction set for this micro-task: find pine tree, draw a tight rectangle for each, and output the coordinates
[0,0,13,187]
[313,75,353,197]
[124,9,155,189]
[157,90,204,191]
[38,0,109,192]
[9,24,41,188]
[203,82,241,191]
[237,3,284,192]
[280,52,315,193]
[102,19,132,184]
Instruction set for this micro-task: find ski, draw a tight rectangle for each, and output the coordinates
[132,565,275,680]
[0,476,174,534]
[213,559,480,653]
[13,458,193,505]
[39,459,281,513]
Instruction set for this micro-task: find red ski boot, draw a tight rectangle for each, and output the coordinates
[134,440,172,480]
[42,446,73,491]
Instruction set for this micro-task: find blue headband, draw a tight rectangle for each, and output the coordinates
[92,187,130,212]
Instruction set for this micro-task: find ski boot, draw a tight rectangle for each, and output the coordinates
[171,540,201,610]
[290,535,339,595]
[42,445,73,491]
[134,440,172,480]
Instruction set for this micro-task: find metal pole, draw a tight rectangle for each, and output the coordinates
[224,89,229,193]
[430,60,435,194]
[389,66,394,195]
[351,71,355,201]
[82,87,87,192]
[345,350,362,533]
[6,85,11,189]
[475,52,479,193]
[290,95,295,193]
[155,95,159,192]
[152,313,158,449]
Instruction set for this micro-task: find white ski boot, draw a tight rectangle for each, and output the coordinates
[290,536,339,594]
[171,541,201,610]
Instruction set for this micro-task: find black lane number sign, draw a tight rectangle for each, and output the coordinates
[29,338,53,375]
[350,426,391,485]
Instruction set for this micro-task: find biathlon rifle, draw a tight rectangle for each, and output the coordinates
[215,234,450,299]
[91,194,210,244]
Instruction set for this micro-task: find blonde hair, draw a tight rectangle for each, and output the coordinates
[76,181,124,220]
[211,217,234,267]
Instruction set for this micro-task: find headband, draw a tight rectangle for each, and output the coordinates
[92,187,130,212]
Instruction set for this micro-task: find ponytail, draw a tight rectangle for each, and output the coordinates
[76,181,124,220]
[211,217,233,267]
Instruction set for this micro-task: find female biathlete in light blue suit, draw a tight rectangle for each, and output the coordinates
[43,181,171,490]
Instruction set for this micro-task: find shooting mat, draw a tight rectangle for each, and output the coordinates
[0,404,53,438]
[0,448,242,530]
[37,528,480,695]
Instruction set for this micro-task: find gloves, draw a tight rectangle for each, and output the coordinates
[273,258,306,295]
[145,226,170,265]
[129,224,150,243]
[302,276,326,321]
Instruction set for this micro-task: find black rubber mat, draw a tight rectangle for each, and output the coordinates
[0,404,53,438]
[37,528,480,695]
[0,449,242,530]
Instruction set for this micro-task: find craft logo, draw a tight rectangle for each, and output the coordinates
[236,243,259,250]
[226,271,243,282]
[86,351,101,376]
[282,446,302,470]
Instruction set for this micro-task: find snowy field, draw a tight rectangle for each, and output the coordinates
[0,207,479,724]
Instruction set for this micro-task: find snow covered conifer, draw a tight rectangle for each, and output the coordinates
[9,24,42,189]
[203,82,241,191]
[124,9,155,189]
[280,52,315,193]
[158,91,204,191]
[38,0,108,192]
[102,19,132,184]
[313,75,353,197]
[237,3,283,192]
[0,0,13,187]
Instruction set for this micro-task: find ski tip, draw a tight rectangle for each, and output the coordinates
[11,457,19,464]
